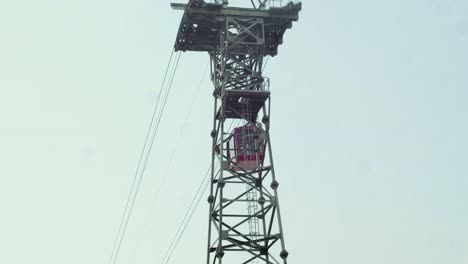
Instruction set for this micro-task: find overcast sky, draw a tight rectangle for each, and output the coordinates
[0,1,467,264]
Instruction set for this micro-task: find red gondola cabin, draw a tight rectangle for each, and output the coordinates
[226,124,265,171]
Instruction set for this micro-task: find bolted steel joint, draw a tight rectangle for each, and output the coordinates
[260,246,268,255]
[210,130,216,138]
[218,180,225,188]
[258,196,266,205]
[255,178,262,188]
[280,249,289,259]
[216,249,225,259]
[262,115,269,124]
[271,180,279,190]
[207,195,215,204]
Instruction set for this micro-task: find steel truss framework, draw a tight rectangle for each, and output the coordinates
[172,1,301,264]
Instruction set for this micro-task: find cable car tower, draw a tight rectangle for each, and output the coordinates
[171,1,301,264]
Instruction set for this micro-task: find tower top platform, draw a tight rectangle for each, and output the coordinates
[171,0,301,56]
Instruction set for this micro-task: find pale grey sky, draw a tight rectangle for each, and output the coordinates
[0,1,467,264]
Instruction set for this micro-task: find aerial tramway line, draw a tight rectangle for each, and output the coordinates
[171,1,301,264]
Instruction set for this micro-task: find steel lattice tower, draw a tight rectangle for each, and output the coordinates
[172,1,301,264]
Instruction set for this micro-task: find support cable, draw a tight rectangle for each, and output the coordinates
[152,62,209,206]
[108,50,181,264]
[159,118,240,264]
[157,56,246,264]
[160,164,213,264]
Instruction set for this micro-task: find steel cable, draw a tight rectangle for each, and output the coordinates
[108,50,181,264]
[158,118,241,264]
